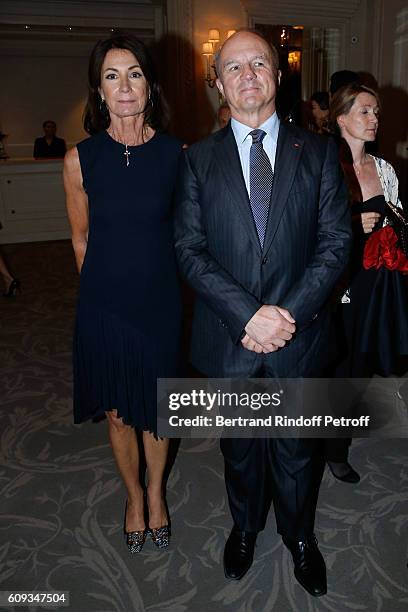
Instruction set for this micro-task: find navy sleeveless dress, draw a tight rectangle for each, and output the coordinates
[73,130,182,433]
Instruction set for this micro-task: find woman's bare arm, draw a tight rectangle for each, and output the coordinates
[63,147,89,272]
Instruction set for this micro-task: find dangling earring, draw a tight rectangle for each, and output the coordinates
[99,96,107,112]
[148,92,154,108]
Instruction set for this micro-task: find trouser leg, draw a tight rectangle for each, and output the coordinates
[221,437,272,532]
[268,437,325,540]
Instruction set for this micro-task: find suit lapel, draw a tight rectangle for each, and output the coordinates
[263,123,304,255]
[213,127,262,254]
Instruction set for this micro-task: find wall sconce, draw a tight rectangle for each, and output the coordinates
[288,51,301,71]
[208,29,220,44]
[280,27,289,47]
[202,28,237,88]
[202,41,216,87]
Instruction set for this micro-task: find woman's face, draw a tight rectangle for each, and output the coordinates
[337,92,379,143]
[99,48,149,120]
[311,101,328,126]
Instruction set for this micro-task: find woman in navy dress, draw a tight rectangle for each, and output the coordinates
[63,35,182,553]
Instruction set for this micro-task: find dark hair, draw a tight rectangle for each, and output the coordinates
[214,29,279,78]
[83,33,168,135]
[329,70,360,96]
[310,91,329,111]
[43,120,56,129]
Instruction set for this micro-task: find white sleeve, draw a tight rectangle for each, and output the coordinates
[375,156,402,208]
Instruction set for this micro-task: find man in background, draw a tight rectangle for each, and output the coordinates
[33,120,66,158]
[217,102,231,129]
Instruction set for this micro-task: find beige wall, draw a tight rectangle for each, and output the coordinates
[0,44,89,157]
[0,0,164,157]
[0,0,406,195]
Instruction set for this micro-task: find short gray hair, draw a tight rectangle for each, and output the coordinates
[214,29,279,79]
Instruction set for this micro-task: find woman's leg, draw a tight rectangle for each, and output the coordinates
[143,432,169,528]
[106,410,145,531]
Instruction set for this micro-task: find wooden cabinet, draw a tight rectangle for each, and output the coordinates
[0,159,70,244]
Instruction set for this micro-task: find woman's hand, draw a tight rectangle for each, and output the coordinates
[361,211,381,233]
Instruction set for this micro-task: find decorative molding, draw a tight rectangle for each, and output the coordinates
[0,1,165,39]
[166,0,194,94]
[370,0,384,82]
[0,0,161,23]
[245,0,378,92]
[0,27,156,57]
[165,0,196,140]
[394,5,408,90]
[0,1,165,55]
[243,0,364,22]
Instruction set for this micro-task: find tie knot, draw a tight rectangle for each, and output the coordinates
[249,129,266,144]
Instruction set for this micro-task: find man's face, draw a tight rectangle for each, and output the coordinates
[44,122,56,138]
[216,32,279,122]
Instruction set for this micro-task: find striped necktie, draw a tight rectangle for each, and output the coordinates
[249,129,274,248]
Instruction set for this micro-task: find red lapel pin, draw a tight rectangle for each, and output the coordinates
[293,143,300,148]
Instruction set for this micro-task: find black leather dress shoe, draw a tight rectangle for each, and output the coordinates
[224,528,257,580]
[283,534,327,597]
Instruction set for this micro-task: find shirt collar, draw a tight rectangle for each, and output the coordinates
[231,112,279,145]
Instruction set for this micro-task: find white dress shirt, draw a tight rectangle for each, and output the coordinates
[230,112,280,197]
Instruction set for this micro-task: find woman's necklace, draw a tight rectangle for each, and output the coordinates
[108,127,148,167]
[123,144,131,167]
[353,154,368,176]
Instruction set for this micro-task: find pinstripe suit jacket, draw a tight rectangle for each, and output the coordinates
[174,121,352,377]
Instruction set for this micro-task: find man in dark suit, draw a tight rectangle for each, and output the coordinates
[175,30,351,597]
[33,120,66,159]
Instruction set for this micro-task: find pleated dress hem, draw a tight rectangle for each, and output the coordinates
[73,303,161,434]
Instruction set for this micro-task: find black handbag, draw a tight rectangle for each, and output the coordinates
[386,201,408,258]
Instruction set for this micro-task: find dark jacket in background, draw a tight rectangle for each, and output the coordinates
[33,136,66,158]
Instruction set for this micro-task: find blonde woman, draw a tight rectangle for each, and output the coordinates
[325,84,408,482]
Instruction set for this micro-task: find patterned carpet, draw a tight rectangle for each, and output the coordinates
[1,241,408,612]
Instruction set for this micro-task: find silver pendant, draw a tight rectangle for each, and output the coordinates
[124,144,130,167]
